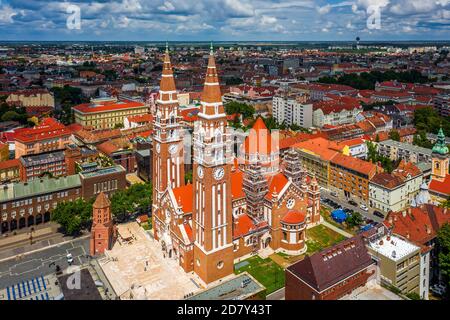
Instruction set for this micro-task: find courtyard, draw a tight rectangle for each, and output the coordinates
[234,255,284,295]
[305,224,347,254]
[99,222,199,300]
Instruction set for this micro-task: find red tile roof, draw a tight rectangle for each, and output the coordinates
[265,173,289,200]
[233,214,256,238]
[281,210,306,224]
[385,204,450,245]
[331,153,378,176]
[429,174,450,196]
[313,96,362,115]
[0,158,20,170]
[73,100,146,114]
[173,183,193,213]
[14,118,70,143]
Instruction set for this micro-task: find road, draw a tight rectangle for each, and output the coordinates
[0,237,90,289]
[320,188,384,224]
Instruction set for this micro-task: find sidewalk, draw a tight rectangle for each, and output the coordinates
[322,220,353,238]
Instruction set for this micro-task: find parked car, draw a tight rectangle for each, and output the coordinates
[330,191,338,197]
[348,200,358,206]
[360,204,369,212]
[373,211,385,219]
[66,253,74,265]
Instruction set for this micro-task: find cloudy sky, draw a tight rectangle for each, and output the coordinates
[0,0,449,41]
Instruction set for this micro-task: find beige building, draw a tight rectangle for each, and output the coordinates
[6,89,55,109]
[73,97,149,130]
[367,233,424,297]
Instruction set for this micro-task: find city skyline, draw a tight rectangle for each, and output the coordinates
[0,0,449,41]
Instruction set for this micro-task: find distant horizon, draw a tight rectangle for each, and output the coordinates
[1,40,450,44]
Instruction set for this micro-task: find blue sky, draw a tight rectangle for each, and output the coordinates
[0,0,449,41]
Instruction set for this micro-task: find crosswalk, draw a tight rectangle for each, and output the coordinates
[5,276,51,300]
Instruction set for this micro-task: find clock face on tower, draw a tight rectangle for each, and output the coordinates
[213,167,225,181]
[197,166,204,179]
[168,144,178,155]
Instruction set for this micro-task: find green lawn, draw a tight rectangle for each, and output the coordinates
[234,256,284,294]
[141,221,151,231]
[306,224,346,254]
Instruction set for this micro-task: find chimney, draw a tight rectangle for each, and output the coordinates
[388,215,393,224]
[426,225,431,235]
[406,232,410,239]
[402,211,406,218]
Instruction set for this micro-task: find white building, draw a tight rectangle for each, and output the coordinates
[272,94,313,128]
[312,96,362,128]
[369,161,423,214]
[367,232,429,300]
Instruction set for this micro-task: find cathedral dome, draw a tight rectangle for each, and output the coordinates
[281,210,306,225]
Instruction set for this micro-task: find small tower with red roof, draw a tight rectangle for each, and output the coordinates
[90,192,115,256]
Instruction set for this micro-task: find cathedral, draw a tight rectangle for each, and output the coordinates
[151,45,321,286]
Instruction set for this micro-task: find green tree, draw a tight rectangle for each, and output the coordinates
[437,223,450,295]
[389,130,400,142]
[51,198,93,236]
[346,212,364,229]
[185,171,193,184]
[224,102,255,119]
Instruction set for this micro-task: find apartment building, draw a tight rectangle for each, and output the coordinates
[312,96,363,128]
[329,153,379,203]
[433,94,449,117]
[292,138,341,188]
[272,94,313,128]
[385,205,450,299]
[0,159,21,184]
[367,233,424,298]
[18,150,67,181]
[377,140,432,164]
[73,97,149,130]
[14,118,72,159]
[369,161,423,213]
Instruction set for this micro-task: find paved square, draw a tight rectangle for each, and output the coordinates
[99,222,199,300]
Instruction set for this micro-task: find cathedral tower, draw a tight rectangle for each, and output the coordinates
[152,44,185,240]
[283,148,304,187]
[90,192,115,256]
[192,44,234,285]
[243,163,268,219]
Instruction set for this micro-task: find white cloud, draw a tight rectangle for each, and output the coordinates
[0,5,18,24]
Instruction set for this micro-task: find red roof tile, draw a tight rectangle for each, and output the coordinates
[281,210,306,224]
[173,183,193,213]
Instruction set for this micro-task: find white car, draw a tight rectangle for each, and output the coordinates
[66,253,74,264]
[360,204,369,211]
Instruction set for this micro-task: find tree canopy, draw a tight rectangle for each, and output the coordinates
[224,101,255,119]
[318,70,431,90]
[437,223,450,296]
[414,107,450,137]
[51,198,94,236]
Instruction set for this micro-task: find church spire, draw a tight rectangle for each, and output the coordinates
[432,127,449,156]
[159,43,177,96]
[200,43,224,116]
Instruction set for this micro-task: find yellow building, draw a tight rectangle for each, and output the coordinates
[73,97,149,130]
